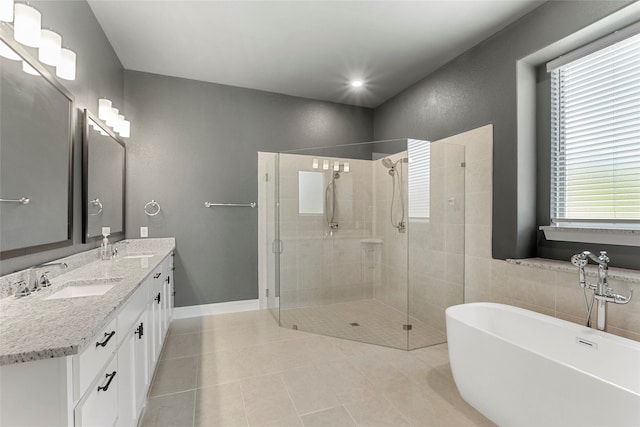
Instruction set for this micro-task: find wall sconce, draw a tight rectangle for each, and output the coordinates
[38,29,61,66]
[55,47,75,80]
[96,98,130,138]
[7,2,77,80]
[0,0,14,22]
[13,3,40,47]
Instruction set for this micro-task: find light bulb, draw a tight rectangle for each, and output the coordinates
[39,29,61,66]
[119,120,130,138]
[0,40,20,60]
[98,99,112,120]
[14,3,41,47]
[0,0,14,22]
[334,161,340,171]
[107,107,119,127]
[56,48,76,80]
[351,80,363,88]
[113,114,125,133]
[22,60,39,76]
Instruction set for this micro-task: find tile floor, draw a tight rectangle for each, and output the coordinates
[140,309,494,427]
[279,299,447,350]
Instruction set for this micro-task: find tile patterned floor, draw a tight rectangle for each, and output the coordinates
[140,309,494,427]
[279,299,447,350]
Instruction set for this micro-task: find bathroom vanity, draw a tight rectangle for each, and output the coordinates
[0,238,175,427]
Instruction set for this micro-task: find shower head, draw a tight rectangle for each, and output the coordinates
[381,158,395,169]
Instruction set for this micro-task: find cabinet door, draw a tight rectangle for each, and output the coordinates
[75,355,118,427]
[117,329,135,427]
[148,283,162,375]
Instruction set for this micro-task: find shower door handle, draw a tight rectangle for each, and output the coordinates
[271,240,283,254]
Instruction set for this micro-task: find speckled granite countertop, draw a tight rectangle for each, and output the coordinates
[507,257,640,283]
[0,238,175,365]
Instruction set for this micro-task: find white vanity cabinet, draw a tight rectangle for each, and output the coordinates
[0,250,175,427]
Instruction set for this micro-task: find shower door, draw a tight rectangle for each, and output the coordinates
[265,154,280,321]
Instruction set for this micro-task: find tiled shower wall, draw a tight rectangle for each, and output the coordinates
[450,124,640,342]
[278,154,375,310]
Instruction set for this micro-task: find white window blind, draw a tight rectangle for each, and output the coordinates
[550,31,640,227]
[408,139,430,219]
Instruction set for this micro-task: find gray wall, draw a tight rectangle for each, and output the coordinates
[124,71,373,306]
[0,0,124,275]
[373,0,637,268]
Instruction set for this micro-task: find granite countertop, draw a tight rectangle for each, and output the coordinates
[0,238,175,365]
[506,257,640,284]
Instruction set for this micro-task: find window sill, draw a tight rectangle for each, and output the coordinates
[539,226,640,247]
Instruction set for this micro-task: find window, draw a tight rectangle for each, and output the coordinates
[548,30,640,229]
[408,139,430,219]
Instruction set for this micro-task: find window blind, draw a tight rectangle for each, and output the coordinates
[550,31,640,225]
[408,139,430,219]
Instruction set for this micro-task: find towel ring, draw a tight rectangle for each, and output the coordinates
[144,200,161,217]
[89,198,103,216]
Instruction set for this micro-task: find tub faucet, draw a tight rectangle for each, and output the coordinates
[571,251,632,331]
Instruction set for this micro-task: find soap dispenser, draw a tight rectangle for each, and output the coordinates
[101,227,111,260]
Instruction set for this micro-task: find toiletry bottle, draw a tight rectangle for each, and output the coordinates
[101,231,111,260]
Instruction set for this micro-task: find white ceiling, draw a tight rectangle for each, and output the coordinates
[88,0,545,108]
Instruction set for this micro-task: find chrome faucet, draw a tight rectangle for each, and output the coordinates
[29,262,68,292]
[571,251,632,331]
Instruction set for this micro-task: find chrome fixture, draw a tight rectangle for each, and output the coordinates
[0,196,29,204]
[325,170,340,231]
[14,280,30,298]
[571,251,632,331]
[381,157,407,232]
[204,201,257,208]
[89,198,103,215]
[144,200,161,216]
[29,262,68,292]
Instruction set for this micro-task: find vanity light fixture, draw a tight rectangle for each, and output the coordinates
[0,40,19,60]
[38,29,61,66]
[55,47,75,80]
[333,161,340,171]
[21,60,39,76]
[344,162,350,173]
[119,120,130,138]
[98,98,112,121]
[13,3,41,48]
[106,107,119,127]
[0,0,13,22]
[351,80,363,88]
[312,158,319,169]
[323,160,329,170]
[113,114,125,134]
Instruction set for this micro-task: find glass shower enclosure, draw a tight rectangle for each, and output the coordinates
[266,138,465,350]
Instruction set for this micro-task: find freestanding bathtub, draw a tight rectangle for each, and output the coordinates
[446,303,640,427]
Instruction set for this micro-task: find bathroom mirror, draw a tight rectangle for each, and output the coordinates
[82,110,125,243]
[0,29,74,259]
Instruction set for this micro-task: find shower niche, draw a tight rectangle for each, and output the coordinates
[264,138,465,350]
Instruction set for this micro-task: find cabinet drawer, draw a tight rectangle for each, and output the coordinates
[77,317,117,398]
[117,281,148,345]
[75,355,118,427]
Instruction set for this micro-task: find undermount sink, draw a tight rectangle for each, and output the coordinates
[44,278,123,300]
[122,253,154,259]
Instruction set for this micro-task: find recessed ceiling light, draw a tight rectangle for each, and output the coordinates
[351,80,363,88]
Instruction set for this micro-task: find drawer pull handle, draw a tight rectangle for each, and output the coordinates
[166,276,170,284]
[135,322,144,339]
[96,331,115,347]
[97,371,117,392]
[153,273,161,279]
[155,292,161,304]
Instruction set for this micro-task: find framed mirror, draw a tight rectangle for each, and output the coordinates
[0,26,74,259]
[82,110,125,243]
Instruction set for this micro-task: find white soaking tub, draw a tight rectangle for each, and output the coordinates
[446,302,640,427]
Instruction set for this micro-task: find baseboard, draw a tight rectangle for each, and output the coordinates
[173,299,260,319]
